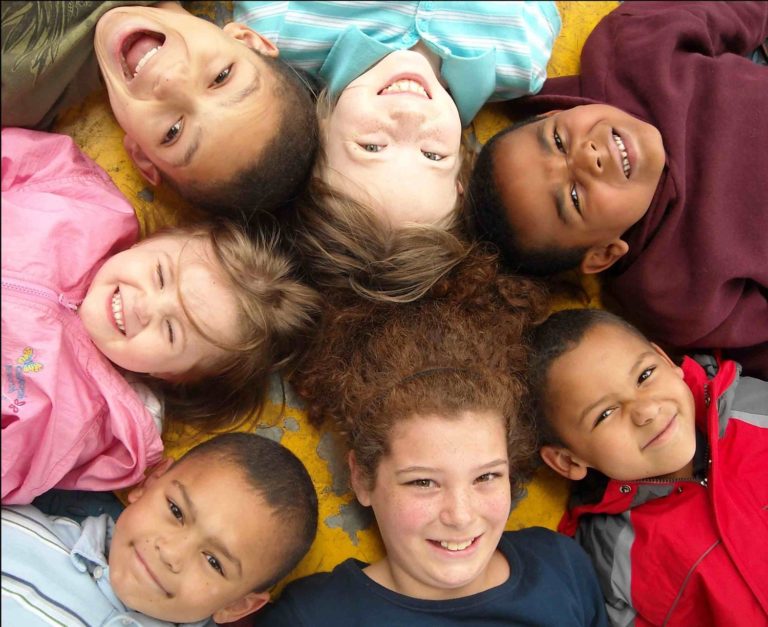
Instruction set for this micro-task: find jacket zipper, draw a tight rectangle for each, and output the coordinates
[2,278,80,311]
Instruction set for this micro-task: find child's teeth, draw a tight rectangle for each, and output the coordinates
[381,79,428,97]
[612,132,631,178]
[440,539,473,551]
[134,46,159,77]
[112,291,126,334]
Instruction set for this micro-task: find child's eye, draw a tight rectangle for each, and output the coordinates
[407,479,434,488]
[212,65,232,86]
[638,366,656,384]
[593,407,615,428]
[162,119,183,145]
[570,184,581,213]
[422,151,444,161]
[166,320,174,345]
[156,263,165,289]
[168,499,183,522]
[206,554,224,575]
[553,128,565,153]
[475,472,501,484]
[362,144,383,153]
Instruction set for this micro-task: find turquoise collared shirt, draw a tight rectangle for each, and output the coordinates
[236,1,561,126]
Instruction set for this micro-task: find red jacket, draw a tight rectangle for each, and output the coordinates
[558,357,768,626]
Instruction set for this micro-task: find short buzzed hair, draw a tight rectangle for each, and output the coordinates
[466,116,589,276]
[527,308,648,447]
[181,433,318,590]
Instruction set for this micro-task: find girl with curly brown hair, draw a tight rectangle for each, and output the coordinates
[252,250,607,626]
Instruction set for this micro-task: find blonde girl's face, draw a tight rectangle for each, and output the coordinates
[79,234,241,379]
[353,411,511,600]
[323,50,463,227]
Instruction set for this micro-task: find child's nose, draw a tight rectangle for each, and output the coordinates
[153,62,191,99]
[439,487,474,529]
[133,293,151,328]
[388,106,427,136]
[570,140,603,177]
[630,398,659,426]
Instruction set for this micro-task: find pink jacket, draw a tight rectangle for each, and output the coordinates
[1,128,164,504]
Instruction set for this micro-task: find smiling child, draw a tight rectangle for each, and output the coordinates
[1,128,319,504]
[528,308,768,625]
[252,250,607,625]
[467,1,768,377]
[1,1,317,217]
[1,433,319,626]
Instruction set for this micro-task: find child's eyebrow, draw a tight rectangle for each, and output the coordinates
[224,73,261,108]
[173,480,243,577]
[535,121,569,225]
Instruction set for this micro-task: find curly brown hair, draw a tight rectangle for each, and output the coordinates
[292,247,549,500]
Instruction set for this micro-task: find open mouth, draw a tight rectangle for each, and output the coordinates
[120,30,165,80]
[612,131,631,179]
[378,75,431,99]
[111,288,126,335]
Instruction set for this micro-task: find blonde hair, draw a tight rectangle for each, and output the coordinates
[141,220,320,432]
[283,88,476,303]
[293,247,550,498]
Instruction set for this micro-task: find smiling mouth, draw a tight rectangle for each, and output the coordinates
[111,289,126,335]
[120,30,165,80]
[378,77,431,99]
[612,131,631,179]
[134,546,171,597]
[643,415,676,450]
[430,536,479,552]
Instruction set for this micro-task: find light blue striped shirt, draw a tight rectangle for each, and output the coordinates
[1,505,212,627]
[235,1,561,126]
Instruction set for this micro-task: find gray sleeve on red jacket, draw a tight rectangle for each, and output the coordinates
[717,371,768,438]
[576,511,637,627]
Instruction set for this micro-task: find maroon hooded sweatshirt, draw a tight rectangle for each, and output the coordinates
[507,2,768,377]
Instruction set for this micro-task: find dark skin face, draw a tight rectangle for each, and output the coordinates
[494,105,665,273]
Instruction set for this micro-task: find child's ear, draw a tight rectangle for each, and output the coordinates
[123,135,161,186]
[580,239,629,274]
[212,591,270,624]
[540,445,590,480]
[348,451,372,507]
[223,22,279,58]
[127,457,174,503]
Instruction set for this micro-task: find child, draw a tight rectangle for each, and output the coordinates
[253,251,608,625]
[1,432,319,626]
[528,308,768,626]
[1,127,319,504]
[236,0,560,227]
[466,1,768,378]
[1,1,318,217]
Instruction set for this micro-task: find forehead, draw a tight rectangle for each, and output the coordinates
[164,457,281,560]
[325,159,459,227]
[160,57,280,183]
[492,123,561,245]
[386,412,508,461]
[548,324,653,388]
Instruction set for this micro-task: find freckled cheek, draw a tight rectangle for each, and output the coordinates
[381,495,436,536]
[484,492,513,527]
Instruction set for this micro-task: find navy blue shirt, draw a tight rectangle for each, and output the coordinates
[254,527,607,626]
